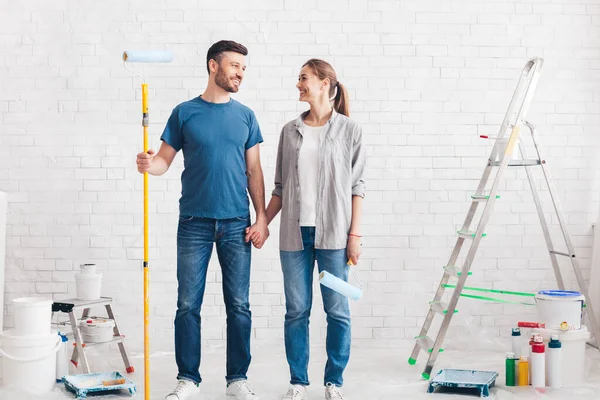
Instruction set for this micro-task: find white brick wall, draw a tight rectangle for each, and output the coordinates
[1,0,599,352]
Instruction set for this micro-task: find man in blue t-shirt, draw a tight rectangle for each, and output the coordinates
[136,40,268,400]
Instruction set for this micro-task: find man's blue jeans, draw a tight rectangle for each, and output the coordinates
[280,227,351,387]
[175,215,252,384]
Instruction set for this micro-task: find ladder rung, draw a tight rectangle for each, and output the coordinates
[549,250,574,258]
[430,301,458,315]
[415,336,444,354]
[77,335,126,348]
[443,266,472,278]
[457,230,487,239]
[471,194,500,202]
[490,159,541,167]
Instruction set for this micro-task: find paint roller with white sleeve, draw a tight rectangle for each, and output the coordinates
[319,271,362,301]
[319,260,363,301]
[122,50,174,63]
[122,48,174,400]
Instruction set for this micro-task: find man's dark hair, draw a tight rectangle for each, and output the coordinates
[206,40,248,74]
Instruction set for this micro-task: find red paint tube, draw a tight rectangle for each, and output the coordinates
[518,321,545,328]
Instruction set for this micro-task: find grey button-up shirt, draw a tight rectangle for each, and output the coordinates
[272,110,366,251]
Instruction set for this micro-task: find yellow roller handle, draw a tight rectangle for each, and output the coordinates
[142,83,150,400]
[505,125,520,157]
[142,83,149,114]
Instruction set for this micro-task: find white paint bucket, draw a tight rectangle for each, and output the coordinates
[0,330,61,394]
[535,290,584,330]
[79,263,97,275]
[536,325,590,387]
[12,297,53,336]
[75,273,102,301]
[79,317,115,343]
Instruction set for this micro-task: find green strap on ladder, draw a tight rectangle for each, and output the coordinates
[441,284,536,305]
[441,284,535,297]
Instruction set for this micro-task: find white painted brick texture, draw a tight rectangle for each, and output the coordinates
[1,0,599,351]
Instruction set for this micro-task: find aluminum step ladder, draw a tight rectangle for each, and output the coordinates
[408,57,600,380]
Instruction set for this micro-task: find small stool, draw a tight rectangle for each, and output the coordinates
[52,297,134,374]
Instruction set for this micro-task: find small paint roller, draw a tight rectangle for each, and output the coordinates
[319,260,363,301]
[122,50,173,63]
[102,378,126,386]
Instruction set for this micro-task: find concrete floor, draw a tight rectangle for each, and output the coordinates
[1,341,600,399]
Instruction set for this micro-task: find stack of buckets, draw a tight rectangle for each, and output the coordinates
[533,290,590,387]
[0,297,61,394]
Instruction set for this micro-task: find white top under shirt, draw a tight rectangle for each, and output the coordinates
[298,124,326,226]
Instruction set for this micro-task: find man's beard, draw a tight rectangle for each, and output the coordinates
[215,67,239,93]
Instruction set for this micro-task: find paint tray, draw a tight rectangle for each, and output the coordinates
[427,369,498,397]
[63,371,136,399]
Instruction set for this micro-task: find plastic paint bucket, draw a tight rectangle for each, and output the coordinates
[75,273,102,301]
[535,290,584,330]
[79,317,115,343]
[536,325,590,387]
[12,297,53,336]
[79,263,97,275]
[0,330,61,394]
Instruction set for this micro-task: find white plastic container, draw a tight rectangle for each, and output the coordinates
[546,335,562,388]
[530,338,545,387]
[75,272,103,300]
[12,297,53,336]
[511,327,522,358]
[537,325,590,387]
[0,330,61,394]
[535,290,584,330]
[79,317,115,343]
[56,332,68,382]
[79,263,97,275]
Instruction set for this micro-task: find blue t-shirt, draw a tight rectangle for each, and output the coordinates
[160,96,263,219]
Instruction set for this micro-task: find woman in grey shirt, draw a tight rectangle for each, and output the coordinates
[262,59,366,400]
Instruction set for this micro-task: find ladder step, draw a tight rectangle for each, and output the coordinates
[471,194,500,202]
[52,297,113,313]
[76,335,126,348]
[415,336,444,354]
[490,159,541,167]
[443,266,472,278]
[430,301,458,315]
[549,250,575,258]
[457,230,487,239]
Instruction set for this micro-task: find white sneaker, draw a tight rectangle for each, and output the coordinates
[226,379,259,400]
[165,379,198,400]
[281,384,308,400]
[325,382,345,400]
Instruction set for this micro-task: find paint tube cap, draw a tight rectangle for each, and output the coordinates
[532,343,545,353]
[549,335,562,348]
[506,352,515,359]
[533,335,543,343]
[512,328,521,336]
